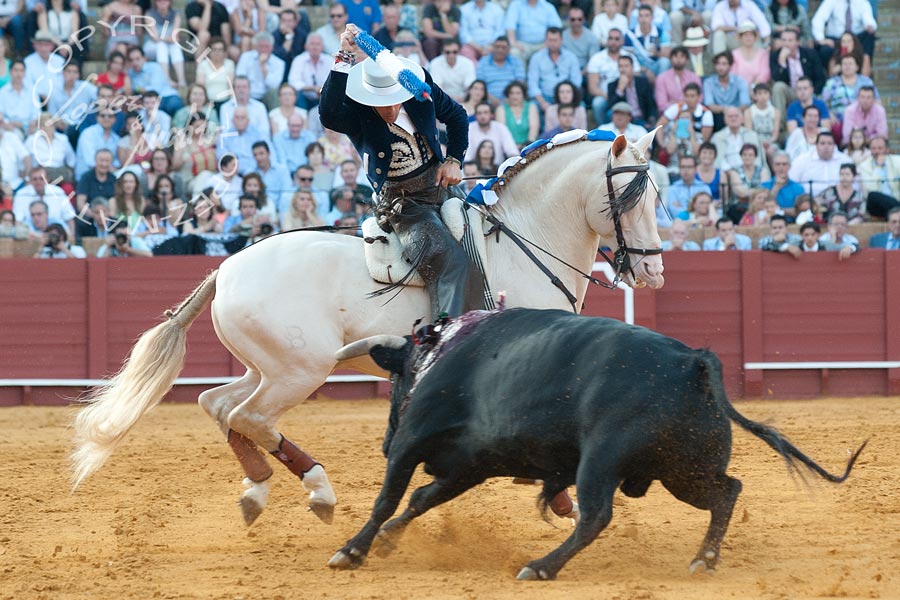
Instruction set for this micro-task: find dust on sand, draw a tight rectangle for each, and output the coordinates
[1,397,897,600]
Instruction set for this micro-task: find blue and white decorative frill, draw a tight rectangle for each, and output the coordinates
[464,128,619,206]
[354,31,432,102]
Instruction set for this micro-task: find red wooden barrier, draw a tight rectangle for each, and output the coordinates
[1,251,898,405]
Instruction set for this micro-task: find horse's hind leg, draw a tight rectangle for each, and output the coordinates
[227,378,337,524]
[661,472,742,574]
[199,371,274,525]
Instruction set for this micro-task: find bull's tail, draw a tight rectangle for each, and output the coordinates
[699,350,867,483]
[71,270,219,489]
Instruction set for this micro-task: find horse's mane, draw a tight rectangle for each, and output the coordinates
[488,132,651,219]
[489,134,596,193]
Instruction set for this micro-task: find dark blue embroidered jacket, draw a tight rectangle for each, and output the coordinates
[318,68,468,192]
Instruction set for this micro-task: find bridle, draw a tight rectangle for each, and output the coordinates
[596,148,663,289]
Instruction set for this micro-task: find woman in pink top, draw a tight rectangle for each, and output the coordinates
[731,21,770,86]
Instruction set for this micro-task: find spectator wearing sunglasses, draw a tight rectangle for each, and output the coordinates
[428,39,477,102]
[562,7,599,74]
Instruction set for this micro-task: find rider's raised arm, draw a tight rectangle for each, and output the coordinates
[429,73,468,164]
[319,69,363,138]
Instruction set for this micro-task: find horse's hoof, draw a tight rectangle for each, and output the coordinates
[309,500,335,525]
[517,566,552,580]
[371,531,398,558]
[239,496,264,526]
[560,503,580,526]
[328,548,363,570]
[239,478,268,526]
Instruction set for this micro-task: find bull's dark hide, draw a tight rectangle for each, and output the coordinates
[330,308,866,581]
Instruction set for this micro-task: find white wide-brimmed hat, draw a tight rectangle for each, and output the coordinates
[737,20,758,35]
[346,57,426,107]
[683,27,709,48]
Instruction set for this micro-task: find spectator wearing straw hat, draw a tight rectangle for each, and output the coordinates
[709,0,770,56]
[682,26,712,77]
[24,30,64,100]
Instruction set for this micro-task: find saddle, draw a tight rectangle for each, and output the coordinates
[362,198,489,289]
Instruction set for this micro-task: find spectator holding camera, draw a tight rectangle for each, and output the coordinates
[702,216,752,250]
[224,194,275,238]
[759,214,802,251]
[34,223,86,259]
[97,221,153,258]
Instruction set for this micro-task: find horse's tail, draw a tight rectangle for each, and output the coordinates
[71,270,219,489]
[699,350,867,484]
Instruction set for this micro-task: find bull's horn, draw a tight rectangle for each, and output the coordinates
[335,335,407,361]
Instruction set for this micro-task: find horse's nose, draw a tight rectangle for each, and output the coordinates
[640,261,665,289]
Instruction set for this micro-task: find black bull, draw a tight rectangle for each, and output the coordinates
[329,308,866,580]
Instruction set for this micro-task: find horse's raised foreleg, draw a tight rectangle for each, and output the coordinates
[227,379,337,525]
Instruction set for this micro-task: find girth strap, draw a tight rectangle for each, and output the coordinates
[483,212,579,312]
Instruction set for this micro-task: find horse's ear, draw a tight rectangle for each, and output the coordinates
[611,134,628,158]
[633,127,660,160]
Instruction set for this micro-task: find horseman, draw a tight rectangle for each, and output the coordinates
[319,24,486,320]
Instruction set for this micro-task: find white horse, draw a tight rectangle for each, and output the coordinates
[71,132,665,526]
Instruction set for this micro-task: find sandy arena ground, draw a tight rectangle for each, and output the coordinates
[1,397,898,600]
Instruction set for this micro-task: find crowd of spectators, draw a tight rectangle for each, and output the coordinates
[0,0,897,259]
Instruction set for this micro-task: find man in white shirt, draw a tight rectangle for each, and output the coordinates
[788,131,850,198]
[458,0,505,61]
[208,154,244,213]
[0,128,31,194]
[463,101,519,163]
[219,76,272,136]
[235,31,286,109]
[24,30,65,100]
[46,63,98,135]
[586,28,633,126]
[428,39,476,103]
[599,102,649,143]
[25,113,76,180]
[702,217,752,250]
[811,0,877,66]
[710,106,764,171]
[314,1,348,55]
[287,33,331,110]
[13,167,76,238]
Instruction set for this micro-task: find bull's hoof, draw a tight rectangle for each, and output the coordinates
[309,500,335,525]
[328,548,364,570]
[371,530,398,558]
[239,495,264,526]
[689,551,718,575]
[516,566,553,581]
